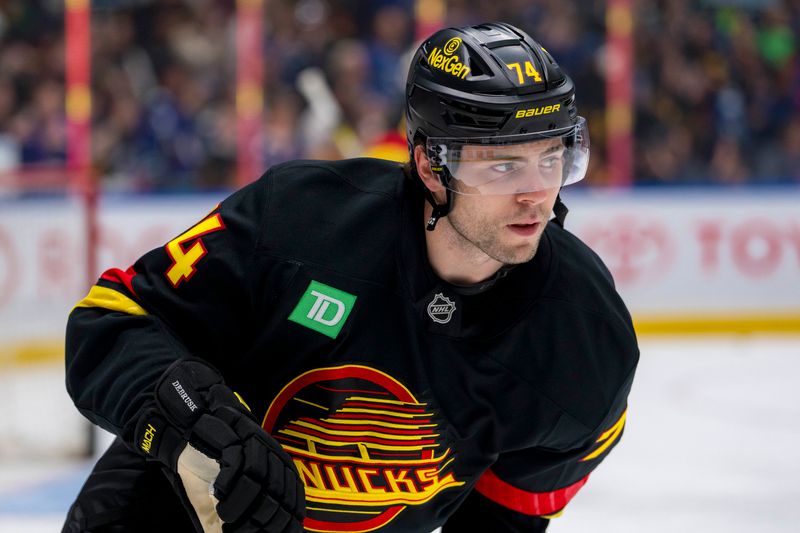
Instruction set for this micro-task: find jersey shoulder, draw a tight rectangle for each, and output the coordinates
[542,221,630,328]
[251,158,409,280]
[265,157,406,198]
[524,223,639,434]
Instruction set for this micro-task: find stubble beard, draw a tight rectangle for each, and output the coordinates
[446,207,545,266]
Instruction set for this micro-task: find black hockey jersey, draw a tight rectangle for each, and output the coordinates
[66,158,639,532]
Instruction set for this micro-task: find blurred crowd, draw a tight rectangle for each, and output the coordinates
[634,0,800,184]
[0,0,798,190]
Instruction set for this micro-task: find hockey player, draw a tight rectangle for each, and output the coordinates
[63,22,639,532]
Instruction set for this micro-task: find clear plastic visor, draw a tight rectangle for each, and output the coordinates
[426,117,589,195]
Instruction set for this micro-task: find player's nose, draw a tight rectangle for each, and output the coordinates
[513,187,552,205]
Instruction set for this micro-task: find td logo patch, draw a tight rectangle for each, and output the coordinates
[289,281,357,339]
[263,365,463,532]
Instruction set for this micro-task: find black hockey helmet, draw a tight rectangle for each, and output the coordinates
[405,22,588,229]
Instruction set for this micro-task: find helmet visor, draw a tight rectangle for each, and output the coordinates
[426,117,589,195]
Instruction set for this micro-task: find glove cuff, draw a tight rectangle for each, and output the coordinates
[133,358,227,466]
[133,408,184,466]
[155,358,225,424]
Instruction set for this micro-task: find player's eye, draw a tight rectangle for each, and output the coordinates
[539,155,563,176]
[489,161,520,174]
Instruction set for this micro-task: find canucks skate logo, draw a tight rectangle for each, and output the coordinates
[263,365,463,532]
[427,293,456,324]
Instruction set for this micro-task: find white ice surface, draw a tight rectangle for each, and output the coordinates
[1,336,798,532]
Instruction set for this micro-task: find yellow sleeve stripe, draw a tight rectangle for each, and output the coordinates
[73,285,148,316]
[580,409,627,462]
[234,391,252,412]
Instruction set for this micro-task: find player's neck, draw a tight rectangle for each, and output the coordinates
[423,204,503,285]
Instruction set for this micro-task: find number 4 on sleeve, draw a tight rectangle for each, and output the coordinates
[165,212,225,288]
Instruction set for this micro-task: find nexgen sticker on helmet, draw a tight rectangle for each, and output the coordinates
[427,43,471,80]
[443,37,462,55]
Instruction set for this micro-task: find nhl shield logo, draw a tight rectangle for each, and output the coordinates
[427,293,456,324]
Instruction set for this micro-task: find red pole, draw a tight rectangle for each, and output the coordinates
[605,0,634,186]
[236,0,264,187]
[65,0,91,173]
[65,0,98,287]
[66,0,99,457]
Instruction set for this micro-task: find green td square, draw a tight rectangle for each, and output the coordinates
[288,280,357,339]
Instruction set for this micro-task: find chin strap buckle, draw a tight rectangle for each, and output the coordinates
[553,194,568,228]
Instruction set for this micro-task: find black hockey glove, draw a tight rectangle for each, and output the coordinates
[132,358,305,533]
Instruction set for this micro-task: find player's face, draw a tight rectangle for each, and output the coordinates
[444,140,562,264]
[445,186,559,264]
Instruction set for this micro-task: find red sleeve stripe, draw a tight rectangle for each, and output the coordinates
[100,266,138,296]
[474,469,589,516]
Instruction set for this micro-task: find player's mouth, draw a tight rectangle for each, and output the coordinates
[507,221,540,237]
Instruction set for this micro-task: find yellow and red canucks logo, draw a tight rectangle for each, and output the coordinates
[263,365,464,532]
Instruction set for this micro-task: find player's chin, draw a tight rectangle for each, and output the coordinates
[497,240,540,265]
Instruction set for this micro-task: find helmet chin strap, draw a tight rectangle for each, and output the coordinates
[553,194,568,228]
[425,185,452,231]
[421,164,454,231]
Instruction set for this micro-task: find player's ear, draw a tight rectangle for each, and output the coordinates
[414,145,446,203]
